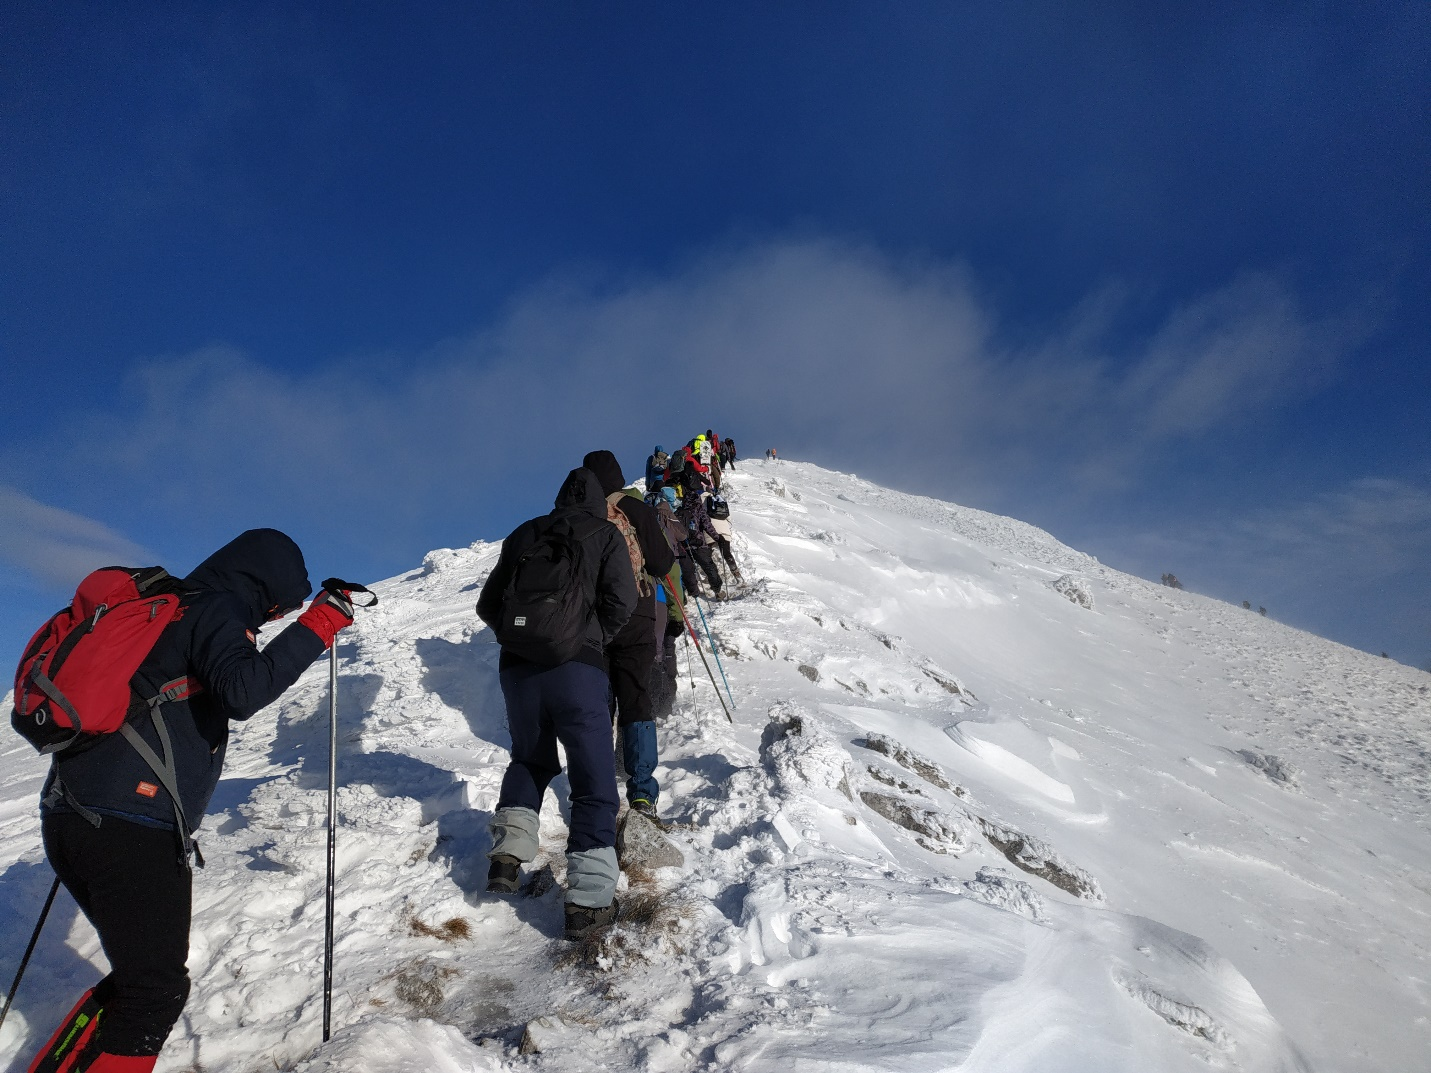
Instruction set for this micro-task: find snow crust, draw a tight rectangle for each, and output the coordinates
[3,459,1429,1072]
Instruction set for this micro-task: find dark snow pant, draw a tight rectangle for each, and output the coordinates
[42,812,191,1057]
[715,536,738,574]
[690,543,723,595]
[607,632,657,729]
[496,661,618,853]
[607,632,661,806]
[648,633,679,721]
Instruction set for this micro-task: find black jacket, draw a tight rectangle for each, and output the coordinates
[610,492,676,644]
[41,529,327,834]
[477,468,637,670]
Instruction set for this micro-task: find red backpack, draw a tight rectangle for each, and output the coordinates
[11,566,191,755]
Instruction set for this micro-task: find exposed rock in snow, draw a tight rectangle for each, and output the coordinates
[1052,573,1095,609]
[1236,749,1301,788]
[858,791,974,854]
[859,731,953,790]
[978,818,1104,901]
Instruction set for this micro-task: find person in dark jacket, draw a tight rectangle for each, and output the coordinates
[476,467,637,939]
[644,446,668,493]
[580,450,676,819]
[34,529,354,1073]
[678,469,724,597]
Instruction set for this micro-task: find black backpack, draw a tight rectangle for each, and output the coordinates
[707,494,731,520]
[495,517,600,667]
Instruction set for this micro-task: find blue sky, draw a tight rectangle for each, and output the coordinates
[3,2,1428,668]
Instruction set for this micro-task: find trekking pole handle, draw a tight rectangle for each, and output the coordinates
[320,578,379,608]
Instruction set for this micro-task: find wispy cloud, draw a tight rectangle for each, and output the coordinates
[0,485,155,588]
[0,236,1371,593]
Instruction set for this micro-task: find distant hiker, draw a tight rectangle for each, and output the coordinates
[675,441,709,485]
[707,493,744,586]
[678,470,725,597]
[722,438,737,469]
[476,467,637,940]
[655,486,701,598]
[644,445,669,492]
[580,451,675,820]
[649,491,691,718]
[697,435,714,468]
[23,530,356,1072]
[664,446,687,488]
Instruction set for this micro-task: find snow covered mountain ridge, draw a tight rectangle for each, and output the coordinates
[2,459,1428,1072]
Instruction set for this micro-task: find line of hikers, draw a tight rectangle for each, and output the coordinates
[8,434,748,1070]
[480,437,745,939]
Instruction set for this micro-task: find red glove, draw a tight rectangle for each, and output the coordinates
[298,589,354,648]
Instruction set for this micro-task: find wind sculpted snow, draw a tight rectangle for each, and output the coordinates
[3,460,1429,1071]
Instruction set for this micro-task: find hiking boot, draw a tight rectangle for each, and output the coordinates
[486,854,521,894]
[629,798,657,819]
[564,899,619,941]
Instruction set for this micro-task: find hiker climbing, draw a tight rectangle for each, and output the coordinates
[476,465,637,941]
[579,451,676,821]
[678,467,725,598]
[644,445,669,494]
[14,530,358,1073]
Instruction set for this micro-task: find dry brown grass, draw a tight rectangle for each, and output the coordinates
[407,914,473,942]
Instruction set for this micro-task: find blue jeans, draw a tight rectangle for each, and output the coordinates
[621,720,660,806]
[496,661,618,853]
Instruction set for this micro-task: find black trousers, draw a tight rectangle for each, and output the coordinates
[606,632,658,728]
[689,543,723,594]
[648,633,679,721]
[42,812,192,1057]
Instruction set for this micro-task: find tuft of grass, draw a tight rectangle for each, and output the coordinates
[407,914,473,942]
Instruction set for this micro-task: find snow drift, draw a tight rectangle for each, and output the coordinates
[3,459,1428,1072]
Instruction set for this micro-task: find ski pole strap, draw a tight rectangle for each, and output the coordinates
[320,578,378,608]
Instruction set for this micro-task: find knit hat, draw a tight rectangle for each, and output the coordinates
[581,450,626,496]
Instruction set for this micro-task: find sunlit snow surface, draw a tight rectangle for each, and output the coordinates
[3,459,1429,1072]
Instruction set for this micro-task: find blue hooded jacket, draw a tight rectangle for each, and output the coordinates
[41,529,328,835]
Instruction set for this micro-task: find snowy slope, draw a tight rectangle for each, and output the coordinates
[2,459,1429,1073]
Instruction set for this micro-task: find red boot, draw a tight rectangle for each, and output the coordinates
[79,1056,158,1073]
[26,989,101,1073]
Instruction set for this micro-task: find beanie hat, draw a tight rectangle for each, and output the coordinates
[581,450,625,496]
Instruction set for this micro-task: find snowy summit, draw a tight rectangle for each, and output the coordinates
[3,459,1428,1072]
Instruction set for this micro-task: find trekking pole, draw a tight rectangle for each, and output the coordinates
[694,596,737,712]
[318,579,377,1044]
[665,581,732,723]
[0,875,60,1038]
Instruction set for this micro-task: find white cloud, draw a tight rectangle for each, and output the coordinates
[0,485,155,587]
[0,236,1370,585]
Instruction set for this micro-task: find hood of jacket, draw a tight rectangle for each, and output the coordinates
[185,528,313,630]
[552,467,609,521]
